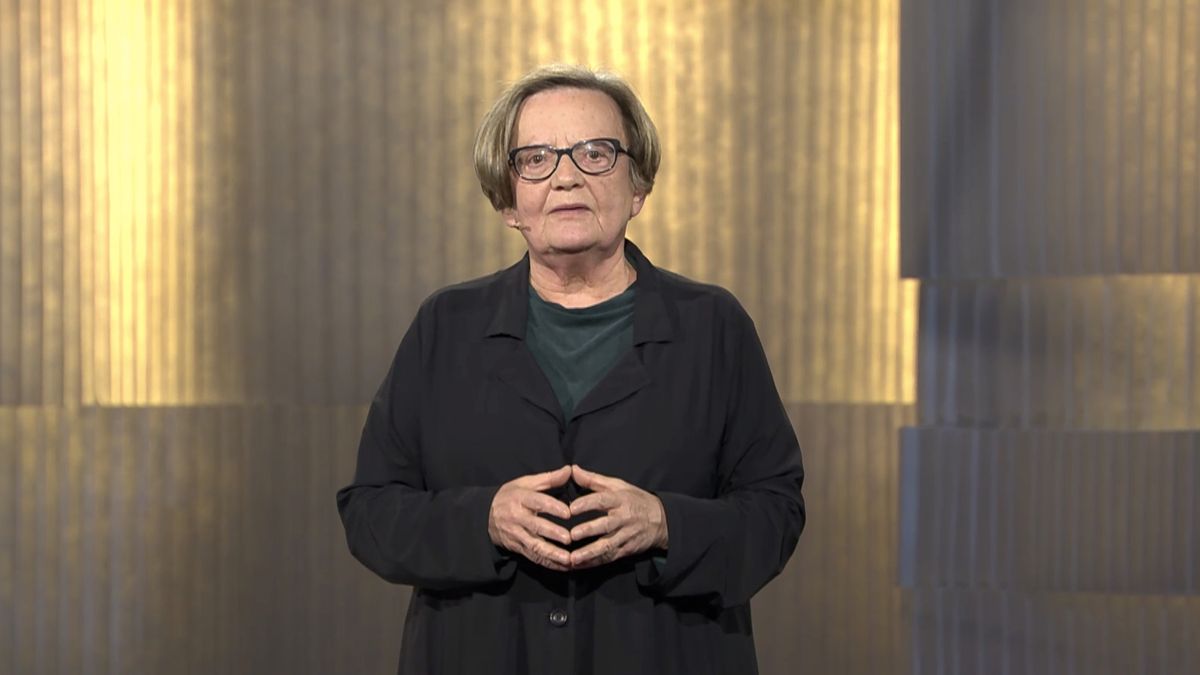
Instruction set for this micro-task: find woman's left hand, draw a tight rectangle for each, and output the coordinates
[567,465,669,569]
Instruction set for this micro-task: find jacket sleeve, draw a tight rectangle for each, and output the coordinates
[636,309,805,609]
[336,312,518,590]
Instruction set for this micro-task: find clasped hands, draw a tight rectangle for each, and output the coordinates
[487,465,668,572]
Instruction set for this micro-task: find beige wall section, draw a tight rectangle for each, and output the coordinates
[0,0,915,406]
[1,0,224,405]
[760,403,915,675]
[1,0,914,672]
[1,405,408,674]
[1,402,919,674]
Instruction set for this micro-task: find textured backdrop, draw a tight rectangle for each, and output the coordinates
[0,0,914,673]
[901,0,1199,673]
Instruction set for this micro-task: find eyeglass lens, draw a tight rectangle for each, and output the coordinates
[512,140,619,179]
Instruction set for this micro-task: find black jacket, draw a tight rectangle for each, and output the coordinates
[336,240,805,675]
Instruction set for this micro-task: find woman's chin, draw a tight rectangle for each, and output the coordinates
[530,230,608,256]
[548,239,599,255]
[550,222,628,253]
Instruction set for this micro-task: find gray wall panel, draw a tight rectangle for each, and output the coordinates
[903,1,1200,673]
[902,0,1200,279]
[909,592,1200,675]
[900,428,1199,593]
[917,277,1200,429]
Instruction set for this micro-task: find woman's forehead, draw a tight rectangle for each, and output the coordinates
[513,87,626,145]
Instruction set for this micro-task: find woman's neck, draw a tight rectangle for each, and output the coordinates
[528,244,636,309]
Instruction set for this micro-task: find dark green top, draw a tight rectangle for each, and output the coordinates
[525,283,637,419]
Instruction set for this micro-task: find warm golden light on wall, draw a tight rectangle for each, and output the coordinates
[5,0,911,407]
[85,0,193,405]
[75,0,240,405]
[3,0,915,672]
[450,0,915,404]
[101,0,146,404]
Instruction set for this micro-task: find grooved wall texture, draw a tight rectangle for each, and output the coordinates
[0,0,915,673]
[902,0,1200,673]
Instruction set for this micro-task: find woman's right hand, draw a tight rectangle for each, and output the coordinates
[488,465,574,571]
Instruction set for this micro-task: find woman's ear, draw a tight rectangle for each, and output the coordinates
[502,208,520,229]
[629,192,646,219]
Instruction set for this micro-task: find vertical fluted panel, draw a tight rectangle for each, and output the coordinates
[0,0,914,406]
[900,428,1199,593]
[756,403,915,675]
[909,593,1200,675]
[903,0,1200,278]
[1,0,911,673]
[2,406,408,674]
[903,0,1200,673]
[917,277,1200,429]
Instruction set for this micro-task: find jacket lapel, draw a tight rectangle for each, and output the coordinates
[490,339,564,424]
[481,253,564,424]
[480,240,678,427]
[568,348,651,420]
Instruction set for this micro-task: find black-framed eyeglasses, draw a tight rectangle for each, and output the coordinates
[507,138,632,181]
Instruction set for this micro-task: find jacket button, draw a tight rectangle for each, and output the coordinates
[548,609,569,627]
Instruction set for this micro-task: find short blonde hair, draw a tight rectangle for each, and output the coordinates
[473,64,661,211]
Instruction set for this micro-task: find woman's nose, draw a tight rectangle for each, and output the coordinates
[549,153,584,188]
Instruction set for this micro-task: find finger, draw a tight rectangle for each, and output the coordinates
[527,514,572,546]
[569,530,632,569]
[571,464,621,490]
[569,491,618,516]
[569,537,616,570]
[523,532,572,570]
[522,492,571,520]
[569,515,613,542]
[514,465,573,491]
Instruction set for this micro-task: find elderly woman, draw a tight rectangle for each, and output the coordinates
[337,64,805,674]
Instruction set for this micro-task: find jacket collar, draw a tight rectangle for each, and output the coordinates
[483,239,676,345]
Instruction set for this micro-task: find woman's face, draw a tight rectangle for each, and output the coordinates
[503,87,646,258]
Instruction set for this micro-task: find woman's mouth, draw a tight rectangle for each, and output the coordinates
[550,204,590,214]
